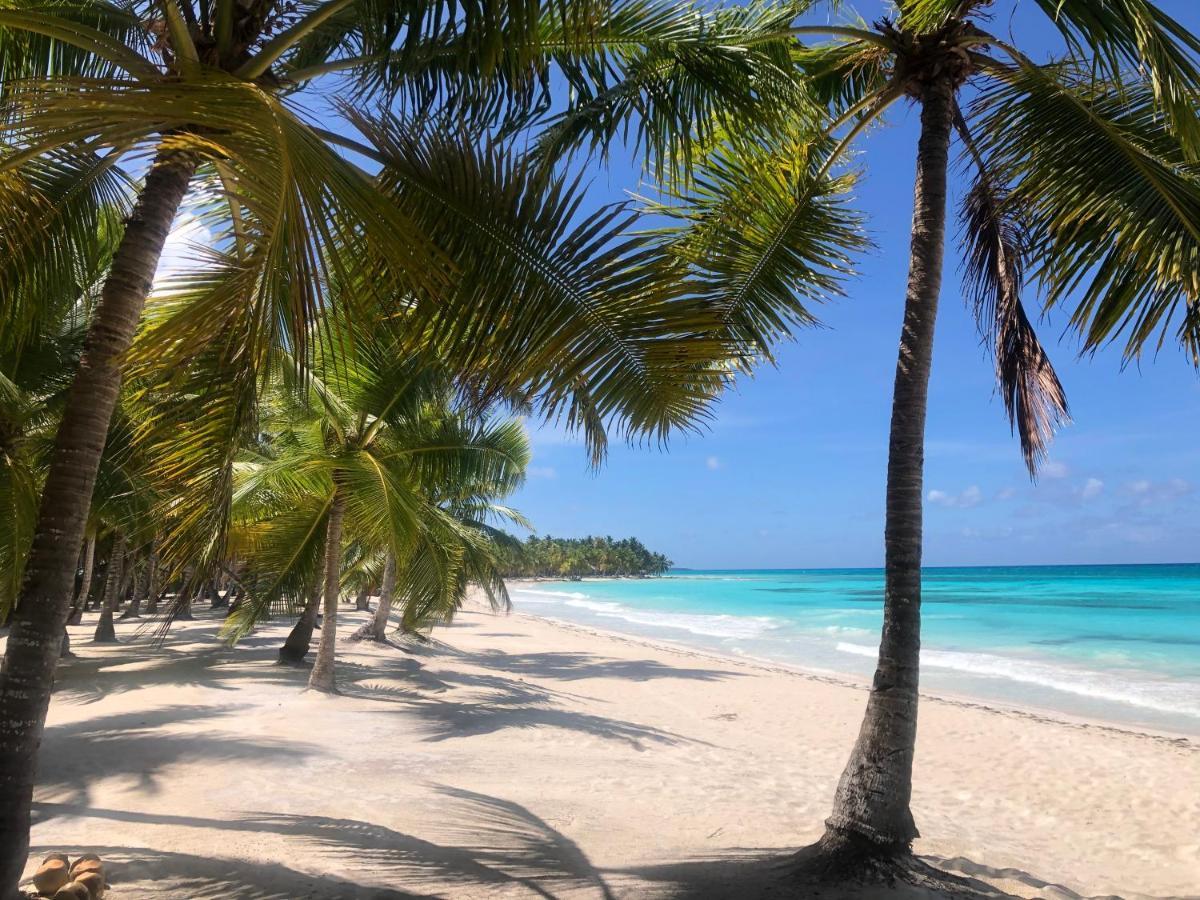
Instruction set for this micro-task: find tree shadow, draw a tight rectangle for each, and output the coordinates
[34,704,318,811]
[450,649,745,684]
[615,849,1020,899]
[925,855,1194,900]
[32,785,616,899]
[340,665,701,750]
[28,844,430,899]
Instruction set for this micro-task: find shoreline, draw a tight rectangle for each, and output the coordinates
[506,578,1200,742]
[507,605,1199,747]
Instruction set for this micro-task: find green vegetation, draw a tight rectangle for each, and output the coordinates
[1,0,1199,895]
[500,535,671,578]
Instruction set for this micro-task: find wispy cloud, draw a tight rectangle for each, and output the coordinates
[706,456,721,471]
[1041,460,1070,479]
[1079,477,1104,501]
[1122,477,1193,506]
[928,485,983,509]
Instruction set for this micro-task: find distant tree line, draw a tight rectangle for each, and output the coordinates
[500,535,672,578]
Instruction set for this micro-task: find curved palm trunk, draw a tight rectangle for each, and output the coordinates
[0,149,197,895]
[818,77,954,861]
[354,585,371,611]
[67,534,95,627]
[352,553,395,641]
[142,546,160,615]
[279,574,325,665]
[308,486,347,693]
[92,534,127,643]
[119,553,148,620]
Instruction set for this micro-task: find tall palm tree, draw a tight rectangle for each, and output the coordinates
[629,0,1200,880]
[221,334,530,692]
[0,2,784,884]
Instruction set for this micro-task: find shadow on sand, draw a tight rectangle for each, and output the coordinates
[32,612,1172,900]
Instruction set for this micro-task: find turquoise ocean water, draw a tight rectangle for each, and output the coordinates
[509,565,1200,735]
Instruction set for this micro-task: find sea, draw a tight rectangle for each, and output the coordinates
[508,565,1200,736]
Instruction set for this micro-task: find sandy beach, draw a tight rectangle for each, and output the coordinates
[16,592,1199,899]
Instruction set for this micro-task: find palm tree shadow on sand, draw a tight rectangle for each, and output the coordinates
[31,786,1160,900]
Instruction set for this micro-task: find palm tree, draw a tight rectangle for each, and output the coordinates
[220,332,530,692]
[620,0,1200,880]
[1,2,778,883]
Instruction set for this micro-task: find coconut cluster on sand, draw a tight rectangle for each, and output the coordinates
[29,854,104,899]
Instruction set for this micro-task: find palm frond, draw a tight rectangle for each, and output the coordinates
[647,131,867,360]
[351,110,733,455]
[959,170,1069,476]
[1030,0,1200,156]
[969,62,1200,363]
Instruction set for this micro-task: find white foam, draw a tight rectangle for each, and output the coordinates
[835,642,1200,719]
[514,588,779,639]
[564,598,625,613]
[511,588,590,601]
[592,609,780,639]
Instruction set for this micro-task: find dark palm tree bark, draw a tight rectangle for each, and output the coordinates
[279,564,327,665]
[67,534,95,626]
[142,545,159,615]
[352,553,395,641]
[0,149,197,894]
[92,535,127,643]
[308,486,347,693]
[354,585,371,612]
[119,552,148,619]
[814,76,955,865]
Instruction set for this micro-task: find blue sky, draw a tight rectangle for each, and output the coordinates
[506,0,1200,570]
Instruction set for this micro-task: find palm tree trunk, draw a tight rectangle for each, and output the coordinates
[67,534,96,626]
[0,148,197,894]
[352,553,395,641]
[92,534,127,643]
[120,552,148,620]
[354,584,371,612]
[279,572,325,665]
[143,546,160,615]
[816,76,954,863]
[308,486,347,693]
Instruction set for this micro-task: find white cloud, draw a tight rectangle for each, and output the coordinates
[1041,460,1070,479]
[526,466,557,480]
[928,485,983,509]
[1080,478,1104,500]
[706,456,721,471]
[1123,478,1193,506]
[996,487,1017,501]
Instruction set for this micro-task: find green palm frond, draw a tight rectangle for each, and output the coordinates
[532,0,818,177]
[647,131,867,360]
[223,492,332,640]
[792,36,892,113]
[1030,0,1200,156]
[970,62,1200,363]
[0,1,155,95]
[0,149,132,357]
[350,110,732,456]
[895,0,971,32]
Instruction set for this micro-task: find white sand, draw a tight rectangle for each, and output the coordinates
[13,596,1200,899]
